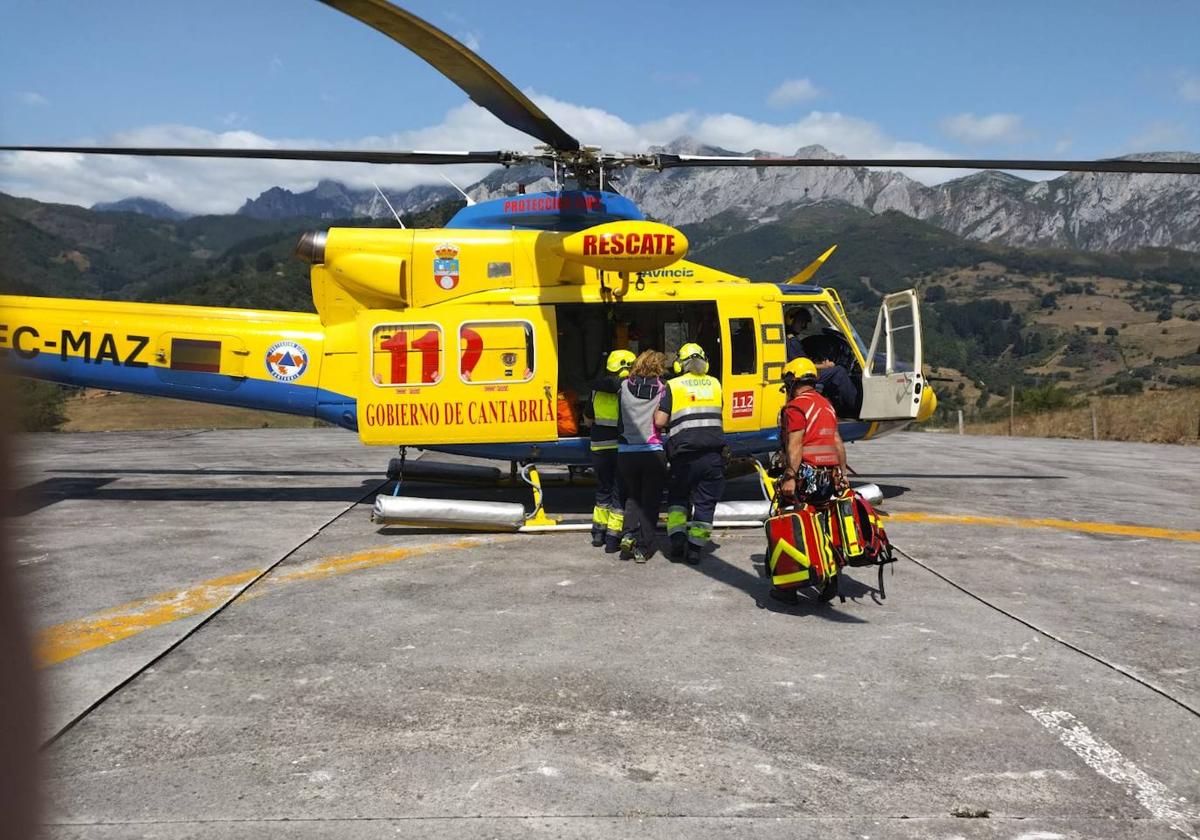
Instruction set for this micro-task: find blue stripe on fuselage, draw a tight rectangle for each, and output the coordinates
[3,351,358,430]
[7,350,885,458]
[425,422,876,466]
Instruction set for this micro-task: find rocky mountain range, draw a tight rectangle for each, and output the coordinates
[97,140,1200,253]
[91,196,191,221]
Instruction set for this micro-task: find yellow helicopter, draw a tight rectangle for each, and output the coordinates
[2,0,1197,479]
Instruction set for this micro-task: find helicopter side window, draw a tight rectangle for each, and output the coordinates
[371,323,443,386]
[458,320,535,383]
[729,318,757,375]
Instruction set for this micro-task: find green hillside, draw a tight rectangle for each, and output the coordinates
[685,202,1200,418]
[0,193,465,312]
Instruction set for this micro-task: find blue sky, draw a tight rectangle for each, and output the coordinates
[2,0,1198,213]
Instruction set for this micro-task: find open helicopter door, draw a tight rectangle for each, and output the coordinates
[357,306,559,446]
[858,290,925,420]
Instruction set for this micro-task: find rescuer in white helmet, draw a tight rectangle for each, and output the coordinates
[657,342,726,564]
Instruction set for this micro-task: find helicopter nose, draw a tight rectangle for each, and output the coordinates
[294,230,328,265]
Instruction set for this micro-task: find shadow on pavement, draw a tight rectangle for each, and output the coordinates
[855,472,1066,480]
[14,477,382,512]
[684,546,869,623]
[49,468,376,477]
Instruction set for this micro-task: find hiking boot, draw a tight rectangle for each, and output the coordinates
[633,548,649,564]
[669,535,687,562]
[604,534,622,554]
[590,529,606,548]
[685,543,702,565]
[619,537,635,561]
[769,587,800,606]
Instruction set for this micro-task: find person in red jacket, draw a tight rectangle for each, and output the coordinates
[777,357,848,508]
[770,357,849,605]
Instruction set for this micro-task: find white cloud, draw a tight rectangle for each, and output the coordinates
[939,112,1028,146]
[19,91,48,106]
[458,31,481,52]
[1125,121,1192,151]
[766,78,821,109]
[1180,75,1200,103]
[0,94,972,214]
[1053,138,1073,154]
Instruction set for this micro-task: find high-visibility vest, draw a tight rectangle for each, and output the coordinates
[666,373,725,456]
[590,390,619,452]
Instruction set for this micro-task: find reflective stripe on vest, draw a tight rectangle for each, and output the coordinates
[591,390,620,451]
[803,444,840,465]
[668,375,724,433]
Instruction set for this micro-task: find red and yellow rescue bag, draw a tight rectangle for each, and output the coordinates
[829,490,892,567]
[827,489,897,598]
[764,505,836,590]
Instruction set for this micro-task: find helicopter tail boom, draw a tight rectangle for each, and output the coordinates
[0,295,355,427]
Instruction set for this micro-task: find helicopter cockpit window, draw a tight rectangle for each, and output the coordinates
[371,323,443,386]
[459,320,535,383]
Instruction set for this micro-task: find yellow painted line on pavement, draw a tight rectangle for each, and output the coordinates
[253,536,508,591]
[888,512,1200,543]
[36,568,261,668]
[36,536,508,668]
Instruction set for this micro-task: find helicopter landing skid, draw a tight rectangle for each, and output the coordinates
[517,463,562,528]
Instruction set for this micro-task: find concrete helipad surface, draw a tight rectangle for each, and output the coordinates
[12,429,1200,838]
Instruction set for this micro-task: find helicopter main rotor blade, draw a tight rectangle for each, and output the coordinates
[318,0,580,153]
[654,154,1200,176]
[0,146,512,166]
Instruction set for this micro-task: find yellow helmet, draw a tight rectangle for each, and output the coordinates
[783,357,818,383]
[673,342,709,375]
[606,349,635,377]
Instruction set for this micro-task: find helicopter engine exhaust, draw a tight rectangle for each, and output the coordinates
[294,230,327,265]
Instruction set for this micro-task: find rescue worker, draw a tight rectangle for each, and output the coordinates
[656,343,726,564]
[785,308,812,361]
[585,349,634,551]
[777,357,848,507]
[803,334,859,418]
[616,350,670,564]
[772,357,849,604]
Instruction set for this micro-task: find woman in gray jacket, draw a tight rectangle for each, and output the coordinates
[616,350,670,563]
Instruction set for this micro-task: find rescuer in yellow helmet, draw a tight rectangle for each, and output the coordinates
[656,342,726,564]
[585,349,635,550]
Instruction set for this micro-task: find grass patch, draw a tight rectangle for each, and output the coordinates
[61,390,325,432]
[966,387,1200,444]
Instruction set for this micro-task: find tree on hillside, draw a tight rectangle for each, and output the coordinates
[12,380,69,431]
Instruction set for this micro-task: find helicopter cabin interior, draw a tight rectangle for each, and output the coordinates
[552,293,887,441]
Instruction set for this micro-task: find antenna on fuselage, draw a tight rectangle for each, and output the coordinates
[439,173,476,206]
[372,181,405,228]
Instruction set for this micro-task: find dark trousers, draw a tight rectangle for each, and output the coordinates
[618,450,668,555]
[592,449,622,510]
[667,450,727,544]
[591,448,625,535]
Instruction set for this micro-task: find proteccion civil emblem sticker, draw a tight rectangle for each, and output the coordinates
[433,242,461,291]
[265,340,309,382]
